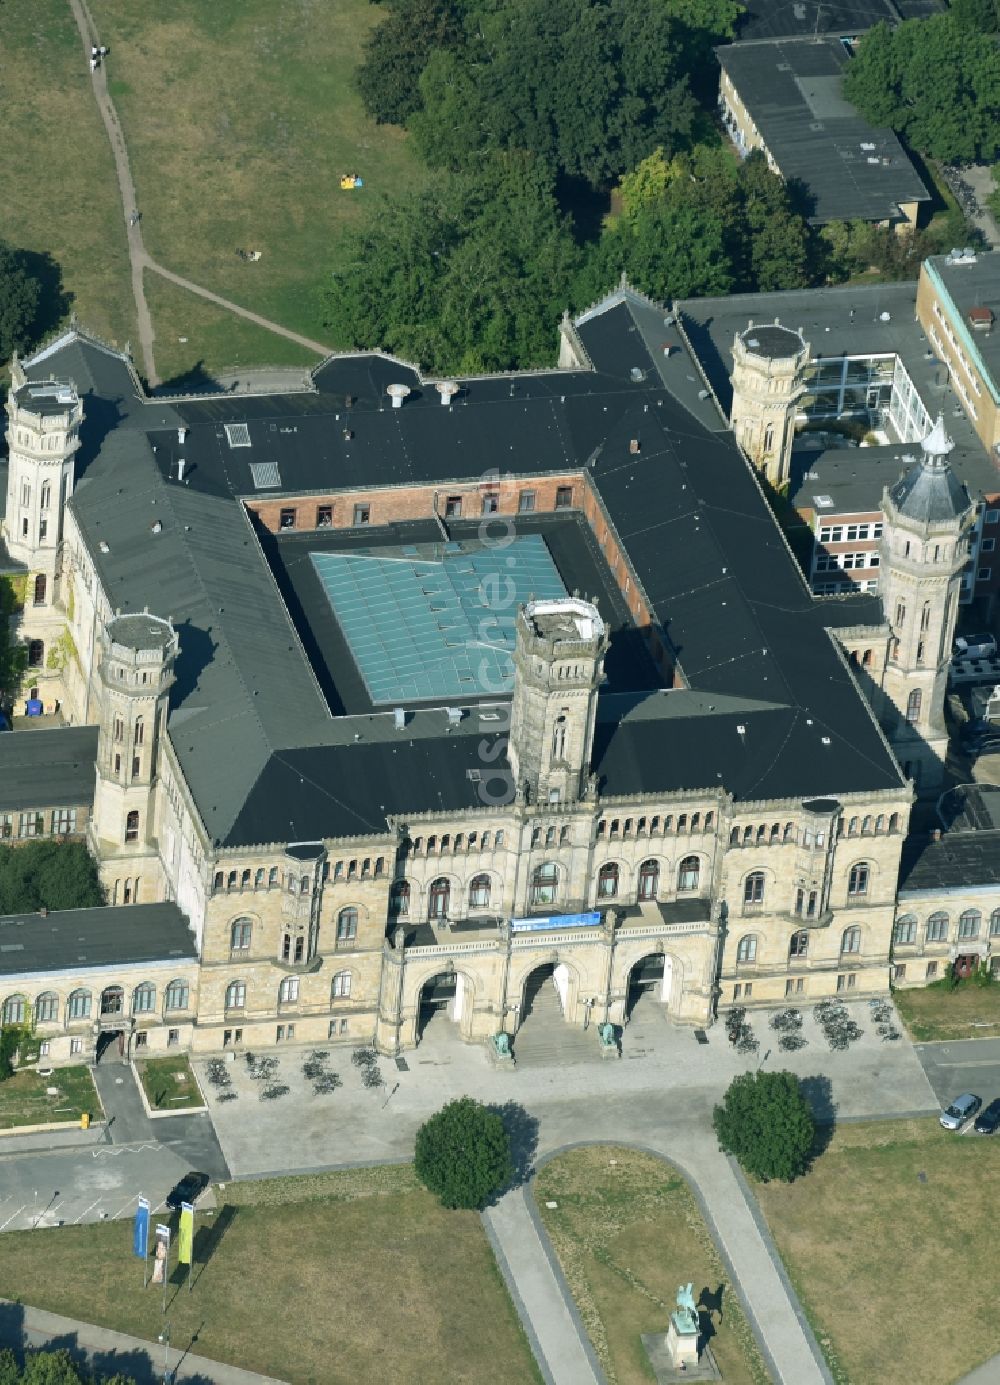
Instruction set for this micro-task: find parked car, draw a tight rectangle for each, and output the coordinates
[165,1170,210,1209]
[0,712,10,732]
[974,1098,1000,1134]
[954,633,998,660]
[940,1093,981,1130]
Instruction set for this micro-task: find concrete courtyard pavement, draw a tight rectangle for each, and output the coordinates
[913,1036,1000,1109]
[0,1063,228,1234]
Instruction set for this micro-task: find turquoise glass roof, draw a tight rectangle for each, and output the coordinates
[309,535,566,704]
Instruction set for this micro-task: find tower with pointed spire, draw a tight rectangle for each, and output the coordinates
[877,416,974,792]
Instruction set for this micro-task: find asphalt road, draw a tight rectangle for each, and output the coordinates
[914,1037,1000,1111]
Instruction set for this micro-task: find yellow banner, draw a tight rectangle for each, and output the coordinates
[177,1204,194,1266]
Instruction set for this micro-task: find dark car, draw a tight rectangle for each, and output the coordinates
[165,1171,210,1210]
[974,1098,1000,1134]
[0,712,10,732]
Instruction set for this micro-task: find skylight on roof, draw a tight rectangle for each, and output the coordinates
[250,461,282,490]
[814,495,834,509]
[224,422,252,448]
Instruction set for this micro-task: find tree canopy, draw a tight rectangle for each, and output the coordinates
[0,841,105,916]
[0,1349,134,1385]
[323,154,580,373]
[843,16,1000,163]
[355,0,465,126]
[0,243,42,362]
[414,1096,514,1208]
[713,1069,816,1182]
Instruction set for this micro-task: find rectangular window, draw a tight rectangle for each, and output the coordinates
[276,1025,285,1042]
[39,1041,50,1057]
[518,491,536,514]
[444,495,462,518]
[982,539,995,552]
[353,504,371,526]
[223,1029,232,1047]
[19,812,43,838]
[733,984,742,1000]
[135,1031,149,1049]
[339,1018,349,1034]
[0,815,11,839]
[743,983,752,998]
[977,568,992,582]
[893,919,916,944]
[481,492,499,515]
[893,964,906,980]
[316,505,333,528]
[235,1028,243,1044]
[985,509,999,525]
[70,1037,83,1055]
[555,486,573,510]
[279,508,296,530]
[51,809,77,835]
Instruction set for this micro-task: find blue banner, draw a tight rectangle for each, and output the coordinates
[510,910,602,933]
[133,1198,149,1259]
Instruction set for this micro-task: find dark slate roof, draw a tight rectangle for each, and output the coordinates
[0,727,98,813]
[898,831,1000,893]
[23,290,905,848]
[717,37,930,224]
[736,0,902,41]
[0,902,196,977]
[888,453,971,525]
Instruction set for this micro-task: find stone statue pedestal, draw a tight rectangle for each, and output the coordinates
[641,1314,721,1384]
[666,1315,700,1369]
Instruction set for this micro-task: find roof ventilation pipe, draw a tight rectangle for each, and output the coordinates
[177,456,186,482]
[393,707,406,730]
[387,383,411,410]
[436,381,459,406]
[177,426,188,445]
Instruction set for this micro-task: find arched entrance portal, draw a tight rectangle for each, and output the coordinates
[417,970,468,1041]
[626,953,674,1020]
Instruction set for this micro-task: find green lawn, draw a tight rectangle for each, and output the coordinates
[0,1066,101,1130]
[0,1165,541,1385]
[894,982,1000,1041]
[134,1055,203,1111]
[536,1147,769,1385]
[144,269,322,389]
[755,1119,1000,1385]
[1,0,137,350]
[89,0,425,355]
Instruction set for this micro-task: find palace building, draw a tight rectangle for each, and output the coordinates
[0,282,975,1064]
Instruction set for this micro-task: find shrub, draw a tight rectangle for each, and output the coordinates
[414,1097,514,1209]
[713,1070,815,1182]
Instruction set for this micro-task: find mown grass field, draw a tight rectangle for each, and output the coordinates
[0,1164,540,1385]
[0,1065,100,1130]
[535,1147,769,1385]
[894,982,1000,1041]
[2,0,136,350]
[134,1054,203,1111]
[89,0,424,352]
[755,1119,1000,1384]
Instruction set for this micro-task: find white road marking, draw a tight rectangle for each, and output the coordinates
[0,1206,26,1231]
[73,1199,103,1224]
[112,1194,140,1219]
[933,1058,1000,1067]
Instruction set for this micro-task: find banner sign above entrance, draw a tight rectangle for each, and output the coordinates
[510,911,602,933]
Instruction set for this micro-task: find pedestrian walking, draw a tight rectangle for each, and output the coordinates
[90,56,98,72]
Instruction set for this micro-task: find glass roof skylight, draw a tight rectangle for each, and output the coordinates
[310,534,566,704]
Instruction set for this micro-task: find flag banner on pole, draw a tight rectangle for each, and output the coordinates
[133,1198,150,1260]
[178,1203,194,1266]
[152,1224,170,1284]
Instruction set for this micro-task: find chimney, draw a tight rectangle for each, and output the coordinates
[629,439,640,455]
[177,456,186,482]
[387,383,411,410]
[436,381,459,406]
[177,426,188,445]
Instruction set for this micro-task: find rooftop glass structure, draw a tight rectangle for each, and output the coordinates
[309,535,567,704]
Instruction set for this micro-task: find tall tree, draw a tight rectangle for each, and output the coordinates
[713,1070,816,1182]
[355,0,466,125]
[415,1097,513,1208]
[0,243,41,361]
[0,842,104,916]
[844,16,1000,163]
[737,153,811,291]
[578,198,736,303]
[322,154,580,373]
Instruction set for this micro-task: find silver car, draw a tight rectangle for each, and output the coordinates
[940,1093,981,1130]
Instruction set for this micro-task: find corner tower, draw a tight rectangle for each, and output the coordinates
[730,321,809,486]
[878,418,974,793]
[2,362,82,698]
[91,613,178,902]
[507,597,608,806]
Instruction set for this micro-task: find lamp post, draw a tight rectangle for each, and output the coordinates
[157,1323,173,1383]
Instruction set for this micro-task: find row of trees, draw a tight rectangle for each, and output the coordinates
[0,242,65,363]
[0,1349,133,1385]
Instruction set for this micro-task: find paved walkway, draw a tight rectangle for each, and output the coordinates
[65,0,330,387]
[484,1186,605,1385]
[961,1356,1000,1384]
[0,1299,285,1385]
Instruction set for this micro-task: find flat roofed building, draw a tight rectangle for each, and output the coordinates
[717,36,931,227]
